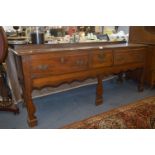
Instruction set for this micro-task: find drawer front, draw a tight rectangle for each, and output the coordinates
[30,51,89,77]
[114,48,145,65]
[91,49,113,68]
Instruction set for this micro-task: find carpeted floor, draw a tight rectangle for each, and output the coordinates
[63,96,155,129]
[0,78,155,129]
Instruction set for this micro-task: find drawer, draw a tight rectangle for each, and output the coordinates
[30,51,89,77]
[91,49,113,68]
[114,48,145,65]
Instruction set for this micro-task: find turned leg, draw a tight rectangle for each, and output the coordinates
[138,68,145,92]
[96,75,103,106]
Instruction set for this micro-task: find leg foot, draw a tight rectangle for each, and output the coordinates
[96,98,103,106]
[27,117,38,127]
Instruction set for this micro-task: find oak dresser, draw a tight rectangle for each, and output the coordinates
[10,43,147,127]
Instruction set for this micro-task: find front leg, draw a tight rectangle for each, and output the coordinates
[24,90,37,127]
[22,56,37,127]
[23,78,37,127]
[96,75,103,105]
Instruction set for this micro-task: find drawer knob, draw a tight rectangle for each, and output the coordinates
[38,65,48,71]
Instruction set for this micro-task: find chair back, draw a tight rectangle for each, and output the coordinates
[0,26,8,63]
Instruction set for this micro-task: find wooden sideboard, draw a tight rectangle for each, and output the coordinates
[10,43,147,127]
[129,26,155,87]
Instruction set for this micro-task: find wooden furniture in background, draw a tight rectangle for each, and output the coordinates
[129,26,155,87]
[0,26,19,113]
[10,43,147,127]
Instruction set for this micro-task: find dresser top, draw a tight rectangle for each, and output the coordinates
[10,43,147,56]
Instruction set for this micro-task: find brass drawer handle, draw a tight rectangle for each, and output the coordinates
[38,64,48,71]
[76,59,84,65]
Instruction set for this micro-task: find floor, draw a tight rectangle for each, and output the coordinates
[0,78,155,129]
